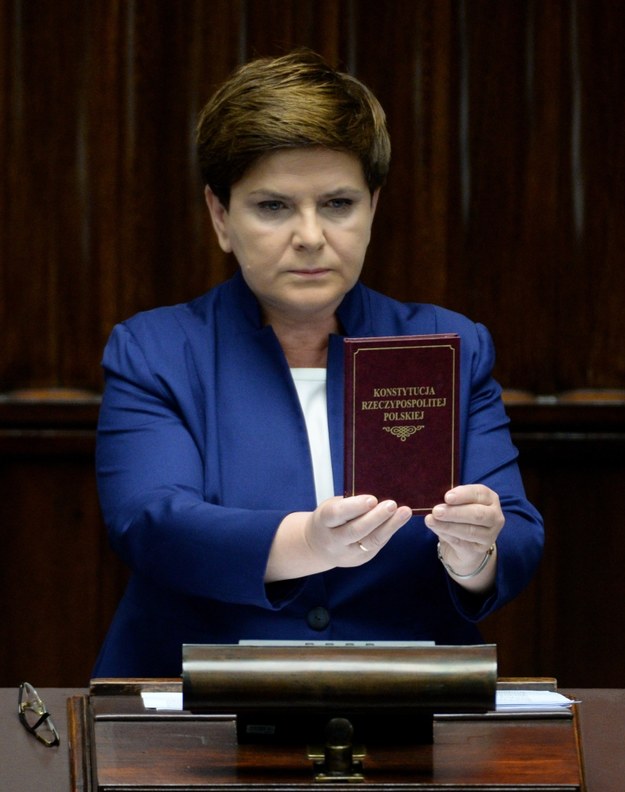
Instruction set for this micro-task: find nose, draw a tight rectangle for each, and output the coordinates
[292,209,325,251]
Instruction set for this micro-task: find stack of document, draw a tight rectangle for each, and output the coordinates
[495,689,577,713]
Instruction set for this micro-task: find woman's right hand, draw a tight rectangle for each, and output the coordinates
[265,495,412,582]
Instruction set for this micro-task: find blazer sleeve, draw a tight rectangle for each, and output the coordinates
[96,321,300,611]
[445,321,544,621]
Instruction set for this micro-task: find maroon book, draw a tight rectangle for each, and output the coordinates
[344,334,460,513]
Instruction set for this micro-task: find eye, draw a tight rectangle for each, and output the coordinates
[323,197,356,217]
[257,200,287,213]
[326,198,353,210]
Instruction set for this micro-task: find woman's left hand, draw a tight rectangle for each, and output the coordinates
[424,484,504,590]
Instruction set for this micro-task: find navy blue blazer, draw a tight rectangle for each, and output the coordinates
[93,272,543,677]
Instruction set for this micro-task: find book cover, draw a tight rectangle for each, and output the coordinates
[344,334,460,513]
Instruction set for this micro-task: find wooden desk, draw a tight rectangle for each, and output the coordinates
[73,690,583,790]
[1,687,623,791]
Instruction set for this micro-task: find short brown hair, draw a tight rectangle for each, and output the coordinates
[196,49,391,205]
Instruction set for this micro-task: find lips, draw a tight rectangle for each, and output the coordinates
[289,268,332,276]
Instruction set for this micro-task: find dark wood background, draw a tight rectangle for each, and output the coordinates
[1,0,624,688]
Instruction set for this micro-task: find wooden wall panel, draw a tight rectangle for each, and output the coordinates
[3,0,624,392]
[1,0,624,688]
[350,1,454,305]
[482,423,625,687]
[0,402,129,686]
[446,0,625,392]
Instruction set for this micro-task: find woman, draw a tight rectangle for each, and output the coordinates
[93,50,543,677]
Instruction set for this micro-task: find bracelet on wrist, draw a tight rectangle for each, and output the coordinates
[437,542,496,579]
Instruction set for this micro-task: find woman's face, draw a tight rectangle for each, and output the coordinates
[205,148,379,325]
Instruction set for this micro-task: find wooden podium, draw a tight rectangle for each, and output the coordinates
[67,678,585,791]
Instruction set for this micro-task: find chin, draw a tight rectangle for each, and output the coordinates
[292,291,347,317]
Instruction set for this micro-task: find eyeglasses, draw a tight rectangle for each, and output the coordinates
[18,682,60,747]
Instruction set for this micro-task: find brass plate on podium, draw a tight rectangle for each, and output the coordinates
[67,679,585,791]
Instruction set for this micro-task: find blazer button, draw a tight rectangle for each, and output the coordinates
[307,606,330,631]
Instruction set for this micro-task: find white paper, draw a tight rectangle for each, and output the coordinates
[142,691,183,710]
[495,690,578,712]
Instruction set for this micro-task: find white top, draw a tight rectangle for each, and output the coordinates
[290,368,334,505]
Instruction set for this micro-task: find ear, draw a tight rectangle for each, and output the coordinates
[370,187,381,218]
[204,186,232,253]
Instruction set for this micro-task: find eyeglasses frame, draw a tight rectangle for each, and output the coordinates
[18,682,61,747]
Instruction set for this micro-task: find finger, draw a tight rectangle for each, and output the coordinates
[435,523,489,546]
[426,509,502,550]
[320,494,377,529]
[431,503,493,528]
[352,504,412,551]
[340,499,396,540]
[444,484,496,506]
[358,502,412,541]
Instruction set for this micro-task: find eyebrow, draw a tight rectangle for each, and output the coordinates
[321,187,367,199]
[247,187,366,200]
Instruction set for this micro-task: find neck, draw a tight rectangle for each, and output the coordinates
[268,315,339,368]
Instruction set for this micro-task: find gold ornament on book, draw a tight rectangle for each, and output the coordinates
[383,425,423,441]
